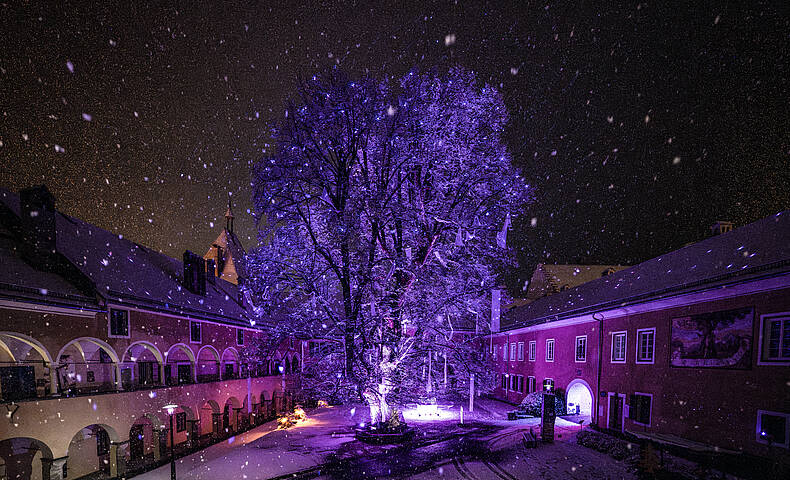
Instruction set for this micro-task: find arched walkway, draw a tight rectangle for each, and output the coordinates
[164,343,196,385]
[66,424,120,479]
[196,345,220,382]
[121,342,163,390]
[57,337,122,393]
[0,331,56,398]
[0,437,53,480]
[222,397,242,433]
[221,347,239,380]
[199,400,221,437]
[128,414,164,466]
[566,378,594,418]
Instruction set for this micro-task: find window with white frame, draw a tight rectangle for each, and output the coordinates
[501,374,507,389]
[528,376,536,393]
[510,342,517,361]
[760,314,790,364]
[190,321,201,343]
[237,329,244,346]
[636,328,655,363]
[611,331,627,363]
[629,393,652,426]
[575,336,587,362]
[517,342,524,361]
[756,410,789,448]
[545,338,555,362]
[529,341,536,361]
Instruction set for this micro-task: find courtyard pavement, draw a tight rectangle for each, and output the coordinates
[131,399,636,479]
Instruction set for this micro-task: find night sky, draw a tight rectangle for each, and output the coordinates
[1,1,787,293]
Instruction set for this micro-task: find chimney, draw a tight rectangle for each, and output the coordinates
[183,250,206,295]
[710,221,734,236]
[19,185,57,262]
[205,258,216,284]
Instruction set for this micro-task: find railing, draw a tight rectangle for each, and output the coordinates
[1,363,300,403]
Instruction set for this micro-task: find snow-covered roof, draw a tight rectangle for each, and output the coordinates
[0,188,253,326]
[503,211,790,330]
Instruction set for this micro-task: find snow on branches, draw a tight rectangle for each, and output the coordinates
[246,66,530,420]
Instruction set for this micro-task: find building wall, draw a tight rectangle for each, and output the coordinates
[0,301,304,479]
[488,281,790,459]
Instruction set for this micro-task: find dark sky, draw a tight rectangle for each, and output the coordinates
[1,1,787,293]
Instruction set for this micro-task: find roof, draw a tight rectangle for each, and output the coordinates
[0,188,253,326]
[503,211,790,330]
[0,211,97,311]
[526,263,630,299]
[206,228,247,282]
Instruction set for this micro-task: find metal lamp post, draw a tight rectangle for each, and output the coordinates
[163,404,178,480]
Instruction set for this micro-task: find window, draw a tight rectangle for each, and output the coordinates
[756,410,789,448]
[109,309,129,337]
[545,339,554,362]
[518,375,524,393]
[501,374,507,390]
[575,336,587,362]
[96,429,110,456]
[517,342,524,361]
[611,331,627,363]
[190,321,201,343]
[176,412,187,432]
[636,328,655,364]
[759,314,790,364]
[529,341,536,361]
[629,393,652,426]
[527,376,536,393]
[510,343,517,361]
[237,329,244,346]
[510,375,516,391]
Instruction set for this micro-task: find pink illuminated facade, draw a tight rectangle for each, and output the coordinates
[0,186,304,480]
[489,212,790,462]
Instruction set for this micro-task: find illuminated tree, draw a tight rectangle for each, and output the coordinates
[246,67,529,423]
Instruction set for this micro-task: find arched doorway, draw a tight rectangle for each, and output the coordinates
[223,397,241,433]
[164,344,195,385]
[0,332,55,400]
[128,414,164,468]
[66,424,119,479]
[196,345,220,382]
[221,347,239,380]
[566,379,594,418]
[199,400,221,439]
[0,437,53,480]
[121,342,163,390]
[57,337,121,394]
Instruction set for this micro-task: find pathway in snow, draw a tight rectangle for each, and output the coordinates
[131,400,634,479]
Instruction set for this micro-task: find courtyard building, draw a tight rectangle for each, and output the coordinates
[0,186,303,480]
[489,211,790,463]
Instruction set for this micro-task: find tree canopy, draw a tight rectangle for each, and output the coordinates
[246,66,529,419]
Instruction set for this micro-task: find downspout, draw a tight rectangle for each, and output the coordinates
[593,312,604,429]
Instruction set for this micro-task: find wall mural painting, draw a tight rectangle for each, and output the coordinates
[670,306,754,369]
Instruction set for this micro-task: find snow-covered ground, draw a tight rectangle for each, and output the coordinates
[131,399,633,479]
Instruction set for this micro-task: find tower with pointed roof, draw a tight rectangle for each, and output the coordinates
[204,197,246,285]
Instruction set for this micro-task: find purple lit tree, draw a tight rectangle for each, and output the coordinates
[245,67,529,424]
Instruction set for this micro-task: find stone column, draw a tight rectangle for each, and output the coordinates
[212,412,222,438]
[41,456,68,480]
[233,407,244,431]
[109,440,129,478]
[153,428,168,460]
[187,419,200,448]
